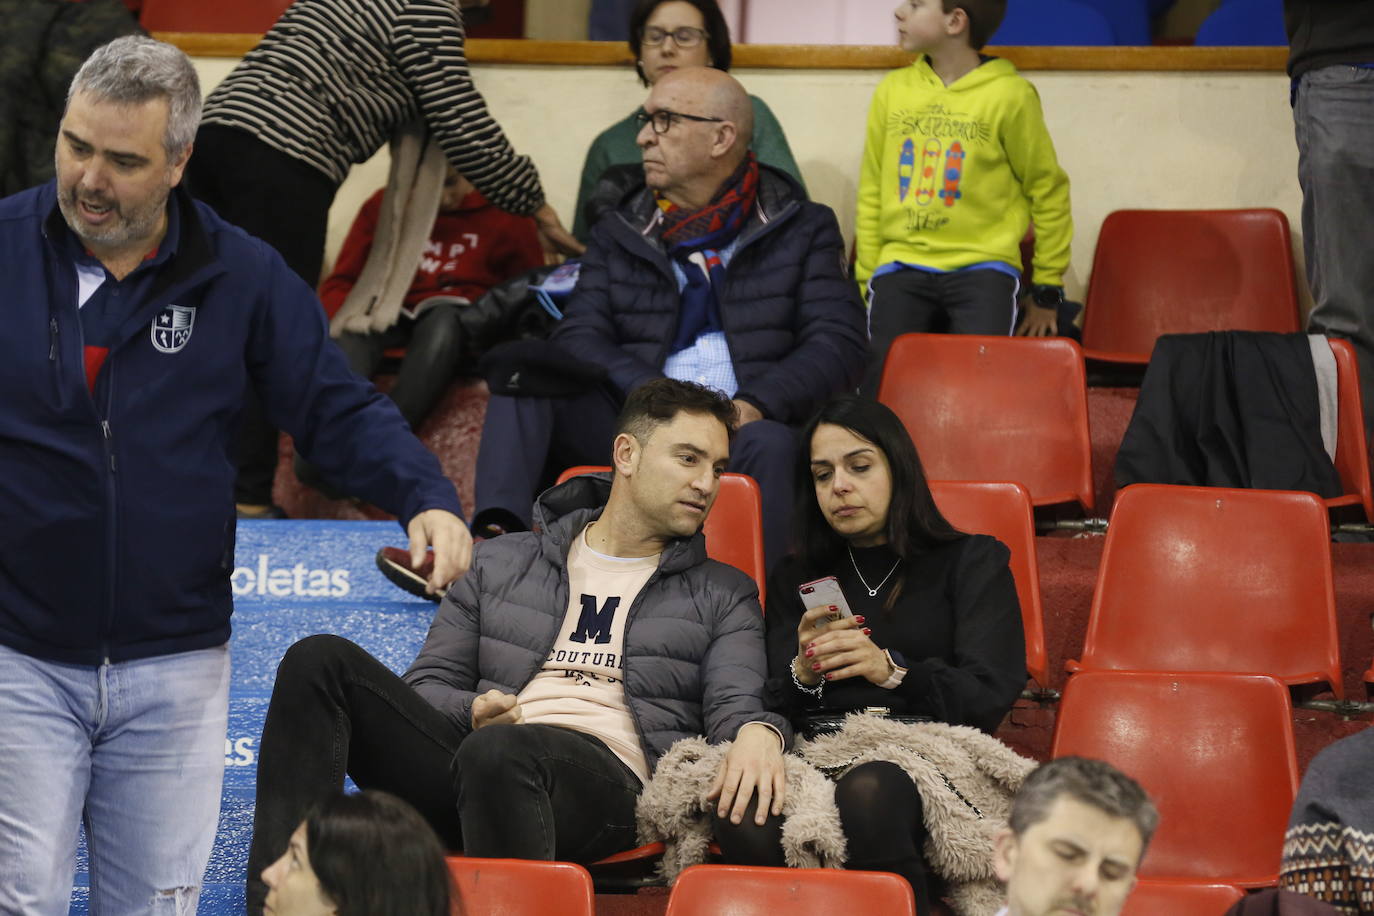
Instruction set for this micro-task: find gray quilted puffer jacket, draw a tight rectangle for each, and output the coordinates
[404,473,792,772]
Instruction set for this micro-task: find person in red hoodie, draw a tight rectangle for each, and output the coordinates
[299,167,544,495]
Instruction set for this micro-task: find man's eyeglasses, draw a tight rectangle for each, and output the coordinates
[641,26,709,48]
[635,109,726,135]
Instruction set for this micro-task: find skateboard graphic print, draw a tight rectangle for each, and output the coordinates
[898,138,915,202]
[939,141,965,207]
[916,138,941,206]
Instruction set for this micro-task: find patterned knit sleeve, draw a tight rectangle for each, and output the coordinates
[1280,733,1374,915]
[393,0,545,216]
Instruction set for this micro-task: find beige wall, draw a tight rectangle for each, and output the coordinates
[191,57,1306,308]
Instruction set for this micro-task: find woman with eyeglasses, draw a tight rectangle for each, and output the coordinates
[571,0,806,240]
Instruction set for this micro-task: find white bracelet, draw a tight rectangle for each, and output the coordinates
[879,649,908,690]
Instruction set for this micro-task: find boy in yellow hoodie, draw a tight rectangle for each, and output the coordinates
[856,0,1072,395]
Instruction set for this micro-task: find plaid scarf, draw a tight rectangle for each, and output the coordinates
[656,154,759,354]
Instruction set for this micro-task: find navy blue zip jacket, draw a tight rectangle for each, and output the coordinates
[552,167,868,425]
[0,181,462,665]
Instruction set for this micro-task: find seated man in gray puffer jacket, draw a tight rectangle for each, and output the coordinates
[244,378,790,915]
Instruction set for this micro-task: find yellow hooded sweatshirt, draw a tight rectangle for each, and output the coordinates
[855,55,1072,295]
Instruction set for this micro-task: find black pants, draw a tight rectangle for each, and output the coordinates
[245,635,643,914]
[473,385,798,570]
[861,267,1020,396]
[713,760,936,913]
[186,125,338,505]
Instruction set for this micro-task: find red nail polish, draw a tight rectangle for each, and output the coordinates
[804,648,814,657]
[863,628,872,635]
[829,605,838,611]
[824,673,833,680]
[854,615,866,624]
[811,662,821,671]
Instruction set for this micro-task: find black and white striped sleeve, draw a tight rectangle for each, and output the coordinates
[394,0,545,216]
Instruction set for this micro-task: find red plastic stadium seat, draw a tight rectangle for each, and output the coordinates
[878,334,1095,514]
[139,0,291,32]
[929,481,1048,688]
[1052,671,1299,886]
[664,865,915,916]
[1081,209,1300,366]
[1121,879,1246,916]
[446,856,594,916]
[556,467,766,605]
[1324,338,1374,521]
[1067,484,1343,697]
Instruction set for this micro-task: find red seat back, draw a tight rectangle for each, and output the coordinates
[1326,338,1374,520]
[446,856,594,916]
[664,865,915,916]
[140,0,291,32]
[1071,484,1343,697]
[1121,880,1245,916]
[929,481,1048,687]
[1052,671,1299,886]
[1082,209,1299,365]
[555,467,766,605]
[878,334,1095,513]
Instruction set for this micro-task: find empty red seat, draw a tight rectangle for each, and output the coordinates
[556,467,766,604]
[929,480,1048,688]
[878,334,1095,514]
[140,0,291,33]
[1324,338,1374,521]
[1053,671,1299,886]
[446,856,595,916]
[664,864,915,916]
[1068,484,1343,697]
[1122,879,1246,916]
[1082,209,1299,366]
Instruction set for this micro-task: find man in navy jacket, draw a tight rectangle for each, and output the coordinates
[443,67,866,576]
[0,36,470,914]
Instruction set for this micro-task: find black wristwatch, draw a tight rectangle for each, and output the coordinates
[1030,284,1065,309]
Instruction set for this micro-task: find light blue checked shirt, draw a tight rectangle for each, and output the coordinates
[661,237,741,398]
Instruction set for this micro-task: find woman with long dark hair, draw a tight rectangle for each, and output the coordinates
[714,395,1026,912]
[571,0,805,239]
[261,790,455,916]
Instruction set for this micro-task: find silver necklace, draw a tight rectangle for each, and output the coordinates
[848,545,901,597]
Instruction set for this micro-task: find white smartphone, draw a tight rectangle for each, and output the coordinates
[797,575,855,620]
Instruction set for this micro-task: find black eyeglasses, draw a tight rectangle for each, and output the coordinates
[641,26,709,48]
[635,108,725,135]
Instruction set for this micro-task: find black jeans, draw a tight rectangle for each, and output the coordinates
[245,635,643,914]
[861,266,1020,396]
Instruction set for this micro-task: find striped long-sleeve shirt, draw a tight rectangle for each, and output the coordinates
[201,0,544,216]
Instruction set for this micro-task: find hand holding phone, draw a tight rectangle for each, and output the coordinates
[798,576,854,620]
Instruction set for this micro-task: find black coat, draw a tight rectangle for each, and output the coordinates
[552,166,868,425]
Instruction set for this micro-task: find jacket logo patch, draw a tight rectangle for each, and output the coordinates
[151,304,196,353]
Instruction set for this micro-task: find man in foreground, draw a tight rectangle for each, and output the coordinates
[994,756,1159,916]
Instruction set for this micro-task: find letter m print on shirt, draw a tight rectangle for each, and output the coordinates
[569,595,619,645]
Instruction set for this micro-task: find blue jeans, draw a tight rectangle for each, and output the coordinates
[0,642,230,915]
[1295,65,1374,431]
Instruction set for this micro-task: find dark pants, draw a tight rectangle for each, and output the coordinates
[186,125,338,505]
[473,386,798,569]
[861,267,1020,396]
[245,635,642,914]
[1295,65,1374,436]
[714,760,936,913]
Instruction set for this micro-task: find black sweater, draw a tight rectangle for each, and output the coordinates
[1285,0,1374,78]
[764,535,1026,735]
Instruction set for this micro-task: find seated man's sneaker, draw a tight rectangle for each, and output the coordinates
[375,547,438,602]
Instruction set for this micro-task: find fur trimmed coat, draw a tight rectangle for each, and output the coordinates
[637,713,1036,916]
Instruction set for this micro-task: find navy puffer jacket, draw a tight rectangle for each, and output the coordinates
[404,474,791,772]
[552,167,867,425]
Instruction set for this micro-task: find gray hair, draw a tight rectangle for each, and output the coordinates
[1010,757,1160,858]
[68,36,202,160]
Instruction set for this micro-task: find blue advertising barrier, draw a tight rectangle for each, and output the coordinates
[69,520,436,915]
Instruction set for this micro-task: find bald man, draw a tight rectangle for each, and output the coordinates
[439,67,866,578]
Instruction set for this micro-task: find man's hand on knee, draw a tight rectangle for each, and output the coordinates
[472,689,523,729]
[706,722,786,826]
